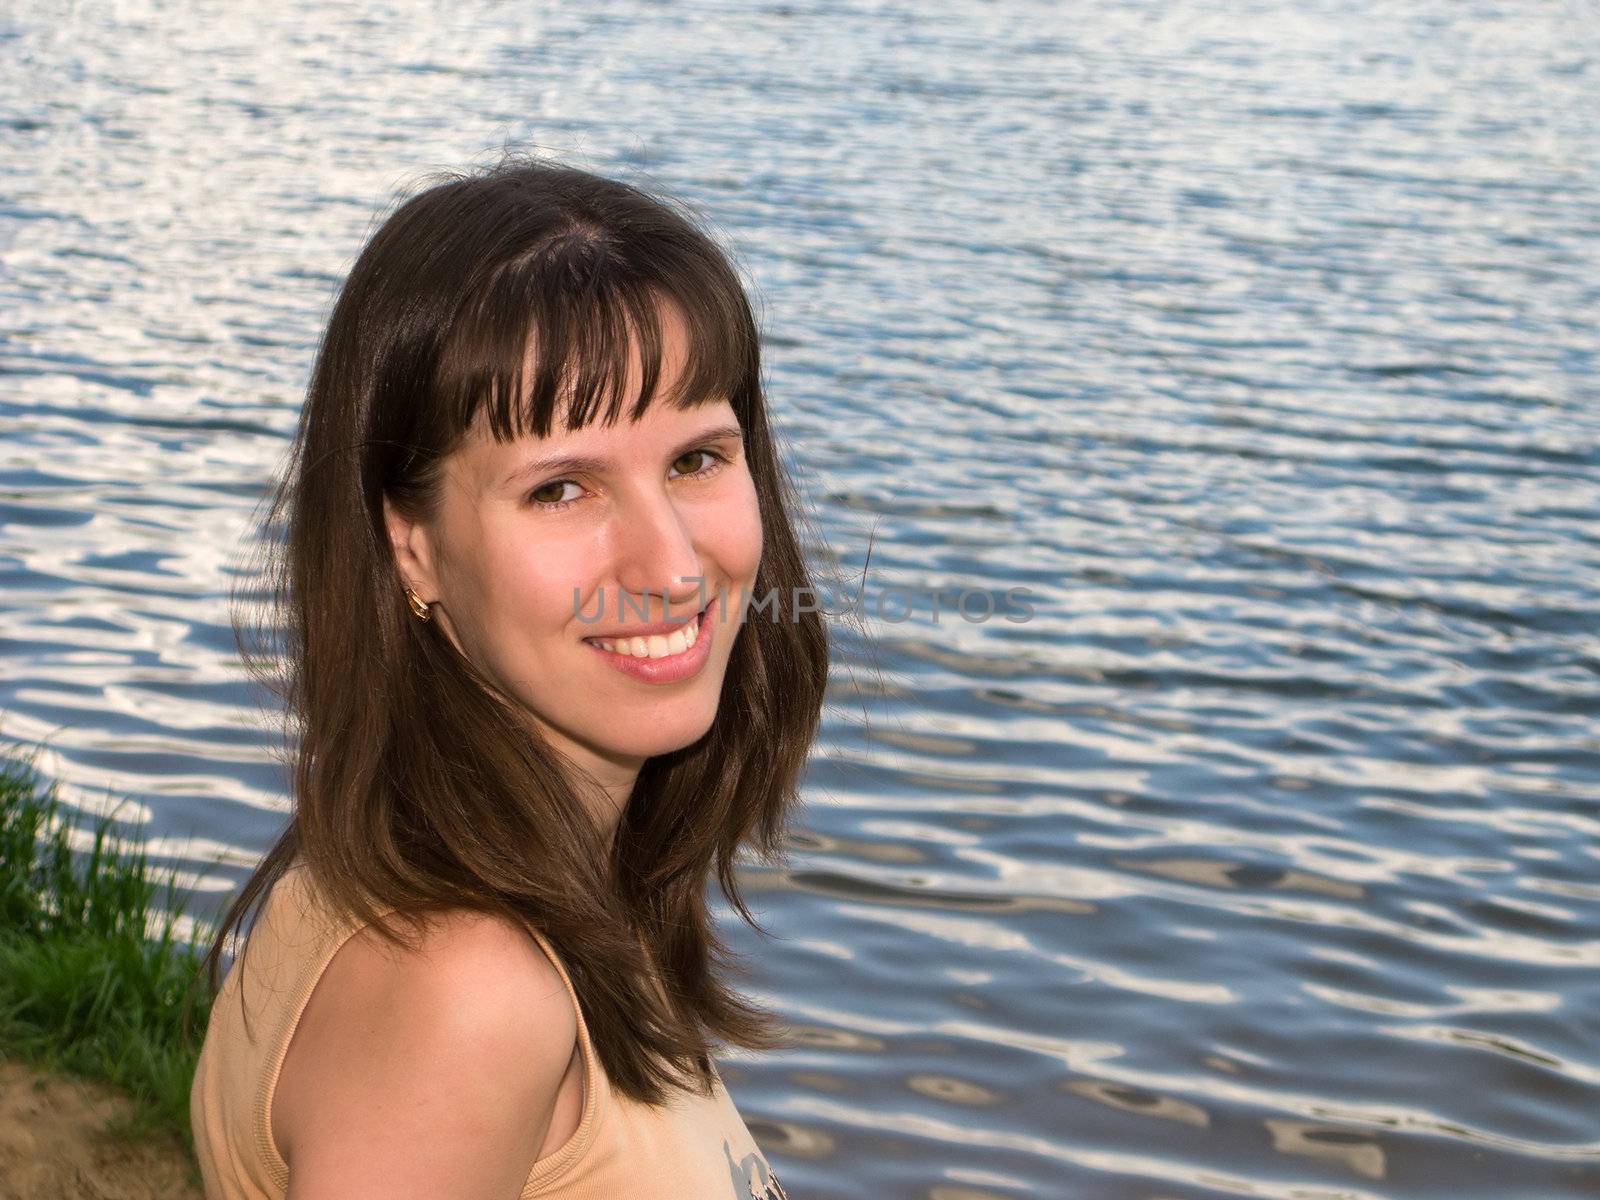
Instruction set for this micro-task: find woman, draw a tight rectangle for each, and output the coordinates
[187,156,827,1200]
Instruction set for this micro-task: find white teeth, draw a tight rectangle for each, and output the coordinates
[591,613,700,658]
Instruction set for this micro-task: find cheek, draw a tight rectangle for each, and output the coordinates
[721,473,764,581]
[496,539,590,627]
[452,512,571,631]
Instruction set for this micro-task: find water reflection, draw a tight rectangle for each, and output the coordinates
[3,0,1598,1195]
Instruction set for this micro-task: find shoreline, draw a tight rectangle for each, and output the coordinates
[0,1055,203,1200]
[0,741,215,1199]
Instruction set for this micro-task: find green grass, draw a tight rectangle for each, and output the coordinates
[0,740,217,1154]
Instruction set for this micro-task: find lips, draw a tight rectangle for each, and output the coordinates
[583,607,704,657]
[582,601,708,643]
[582,603,715,684]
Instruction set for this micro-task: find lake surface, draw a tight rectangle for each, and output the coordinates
[2,2,1598,1196]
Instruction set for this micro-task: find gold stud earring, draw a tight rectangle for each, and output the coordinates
[404,586,432,621]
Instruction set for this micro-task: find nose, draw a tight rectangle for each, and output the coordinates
[611,487,705,620]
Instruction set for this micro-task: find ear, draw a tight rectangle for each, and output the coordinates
[382,493,441,602]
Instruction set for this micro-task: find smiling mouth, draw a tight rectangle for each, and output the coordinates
[582,606,706,659]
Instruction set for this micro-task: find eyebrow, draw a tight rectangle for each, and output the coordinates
[499,422,746,489]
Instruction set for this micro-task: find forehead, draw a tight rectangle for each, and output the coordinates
[435,256,755,497]
[455,389,737,487]
[431,216,758,468]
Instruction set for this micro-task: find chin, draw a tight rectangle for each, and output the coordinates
[616,710,719,759]
[562,690,718,760]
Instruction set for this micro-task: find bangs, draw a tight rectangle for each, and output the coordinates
[433,231,756,443]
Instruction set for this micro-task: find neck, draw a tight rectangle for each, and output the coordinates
[596,776,635,854]
[566,754,640,860]
[519,713,642,852]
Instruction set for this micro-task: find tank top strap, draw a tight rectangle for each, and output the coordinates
[244,863,401,1191]
[248,866,607,1195]
[512,924,607,1194]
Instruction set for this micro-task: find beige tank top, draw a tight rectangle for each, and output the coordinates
[189,861,791,1200]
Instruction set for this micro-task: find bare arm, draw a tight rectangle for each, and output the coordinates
[274,909,577,1200]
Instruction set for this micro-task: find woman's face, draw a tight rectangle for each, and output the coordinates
[383,316,764,810]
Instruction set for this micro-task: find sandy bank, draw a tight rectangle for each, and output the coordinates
[0,1057,201,1200]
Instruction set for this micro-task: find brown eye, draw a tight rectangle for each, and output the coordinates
[528,479,582,509]
[672,449,723,477]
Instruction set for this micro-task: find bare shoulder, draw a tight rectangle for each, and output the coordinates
[274,908,577,1200]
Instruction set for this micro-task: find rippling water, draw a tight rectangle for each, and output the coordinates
[3,2,1598,1196]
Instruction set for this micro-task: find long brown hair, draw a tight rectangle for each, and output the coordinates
[189,154,830,1104]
